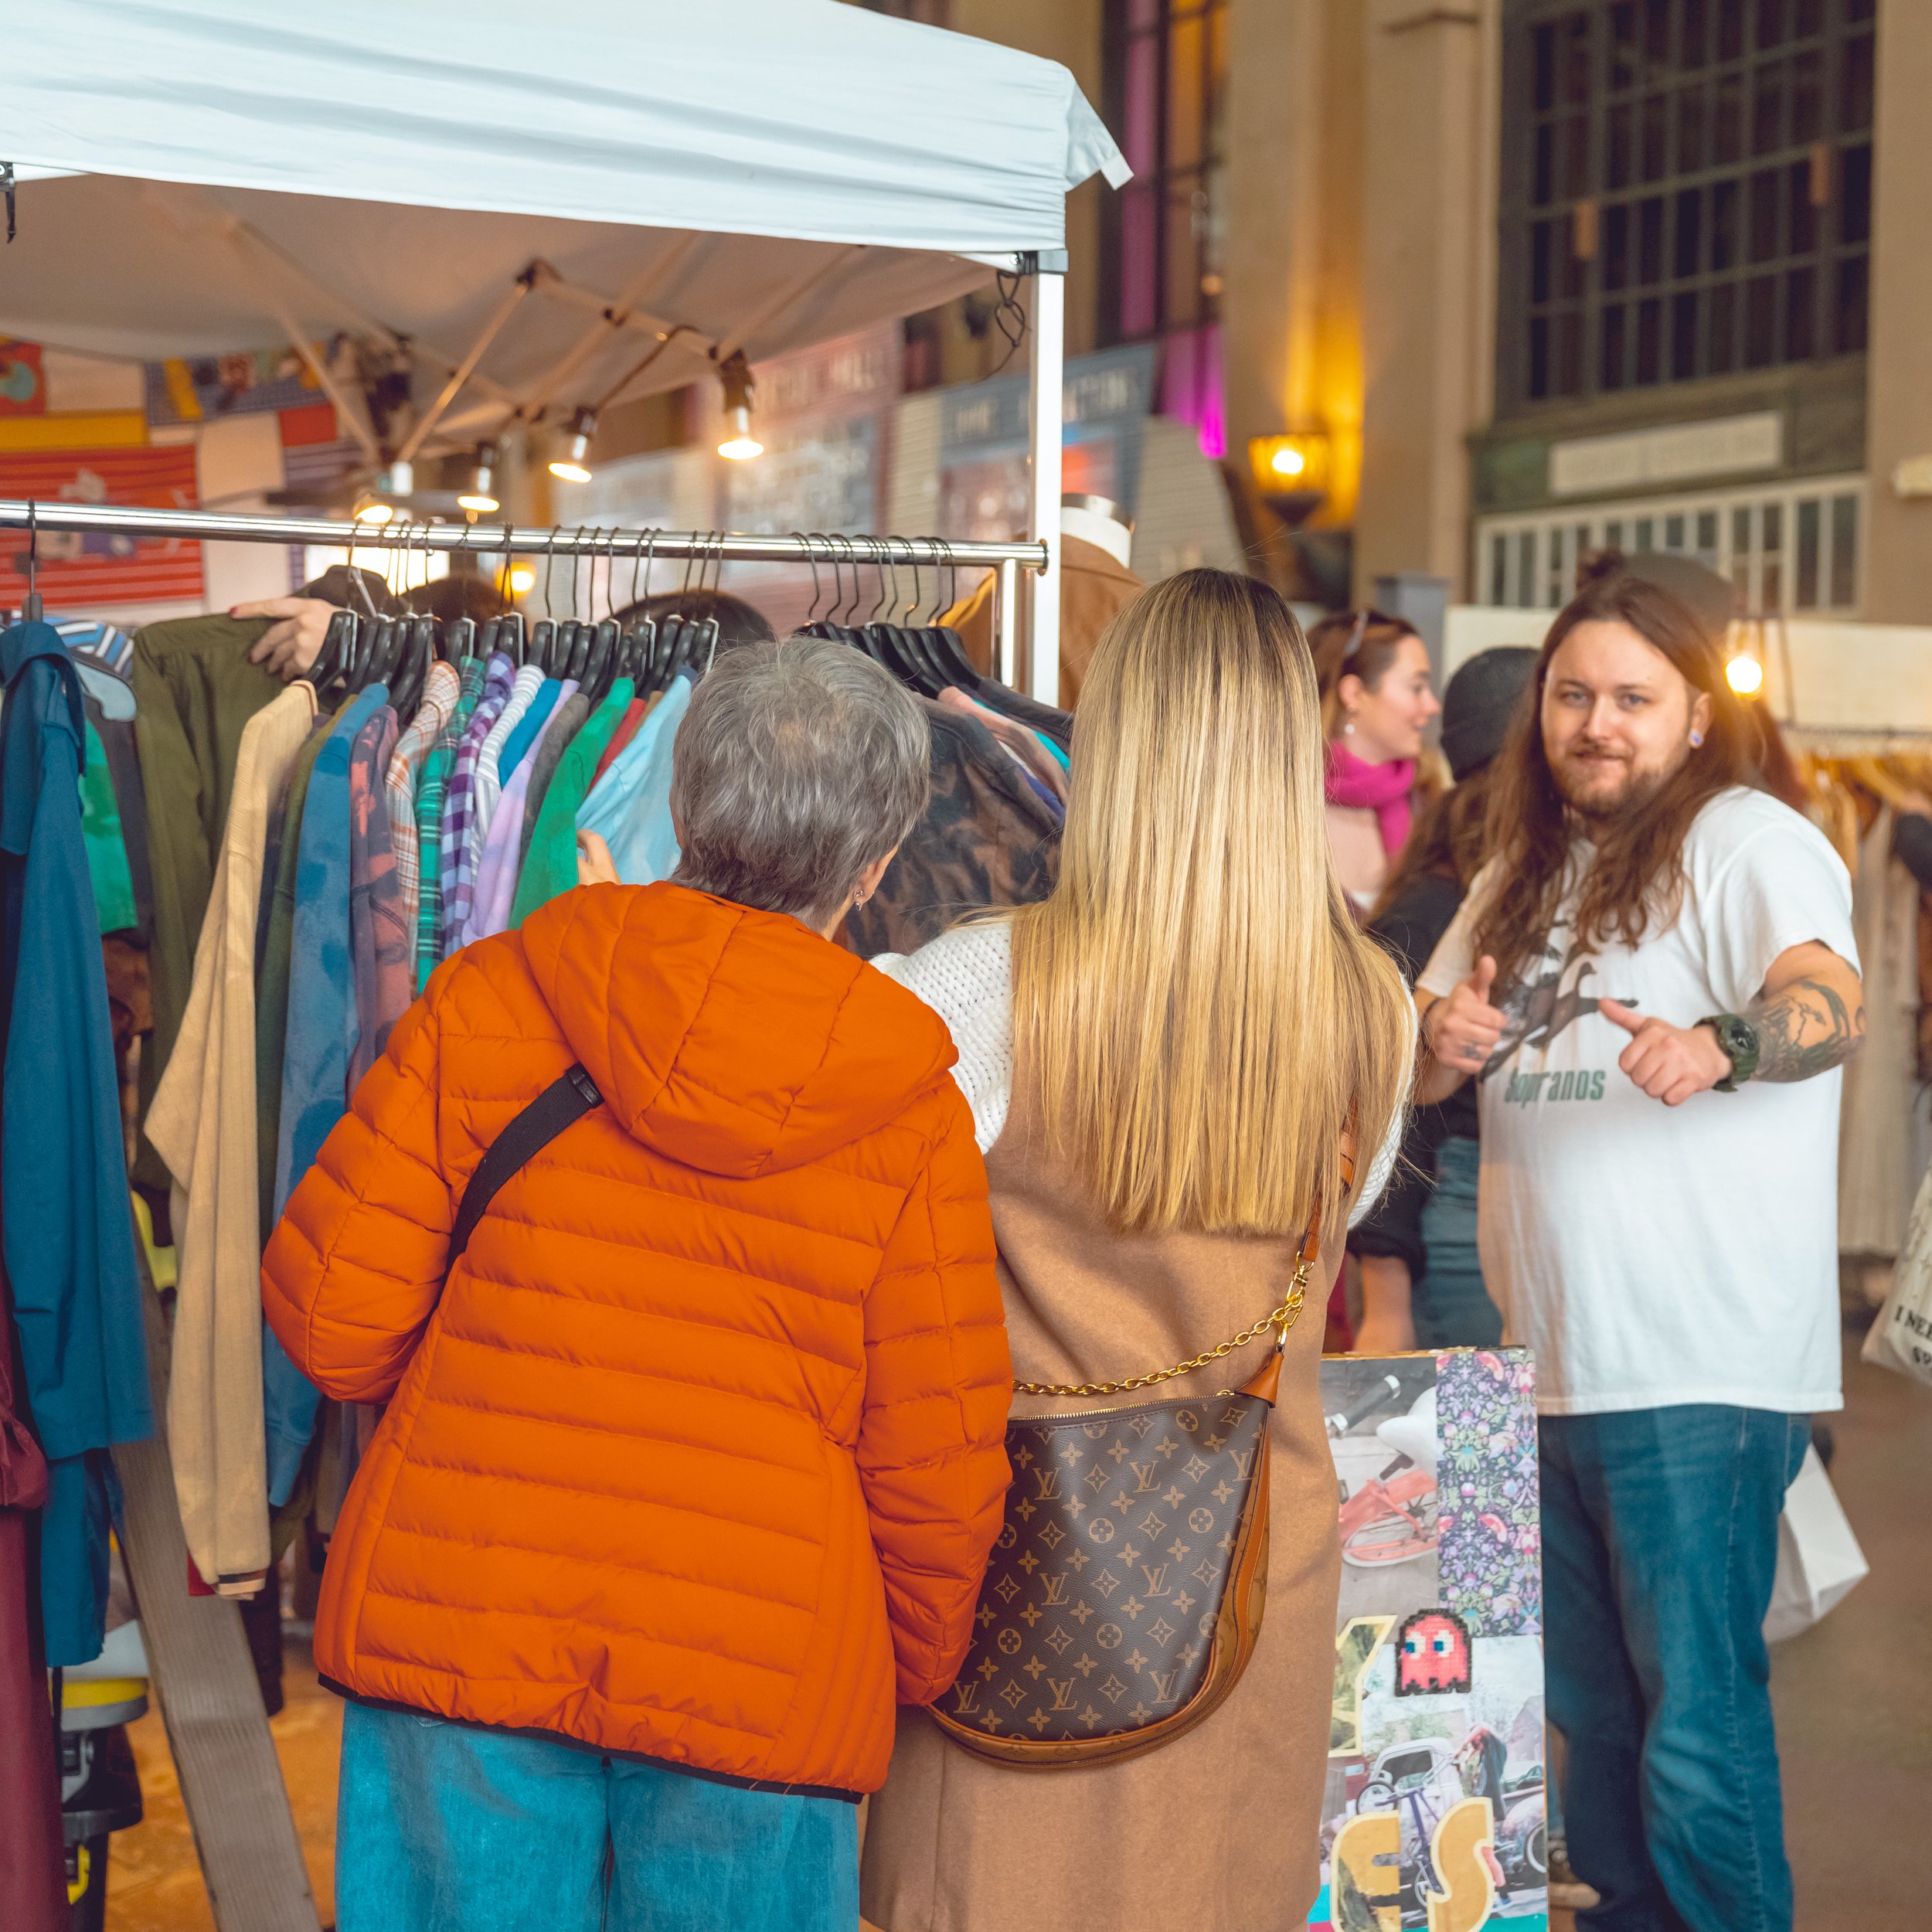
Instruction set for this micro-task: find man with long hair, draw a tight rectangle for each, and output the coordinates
[1412,556,1862,1932]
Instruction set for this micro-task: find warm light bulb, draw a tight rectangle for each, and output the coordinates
[457,492,500,514]
[353,501,395,525]
[1270,447,1307,478]
[717,399,762,461]
[1726,652,1765,696]
[548,458,592,484]
[507,565,537,597]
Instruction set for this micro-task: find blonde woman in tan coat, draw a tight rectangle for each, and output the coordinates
[862,569,1413,1932]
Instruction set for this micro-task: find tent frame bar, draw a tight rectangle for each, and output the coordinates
[0,499,1046,570]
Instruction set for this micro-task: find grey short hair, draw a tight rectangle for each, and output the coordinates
[669,637,930,923]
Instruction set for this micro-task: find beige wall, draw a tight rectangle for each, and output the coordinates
[1352,0,1496,601]
[1862,0,1932,624]
[1222,0,1365,526]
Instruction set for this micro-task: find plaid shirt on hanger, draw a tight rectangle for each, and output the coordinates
[383,659,461,966]
[414,657,490,992]
[440,654,516,960]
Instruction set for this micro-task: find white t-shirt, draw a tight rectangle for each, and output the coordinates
[1417,786,1855,1417]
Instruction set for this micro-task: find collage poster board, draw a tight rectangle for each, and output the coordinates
[1311,1350,1549,1932]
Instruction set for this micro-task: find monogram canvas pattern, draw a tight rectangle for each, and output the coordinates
[942,1393,1271,1745]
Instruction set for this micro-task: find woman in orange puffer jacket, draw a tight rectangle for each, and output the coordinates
[262,638,1012,1932]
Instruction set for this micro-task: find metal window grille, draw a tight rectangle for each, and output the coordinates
[1500,0,1876,408]
[1474,474,1864,614]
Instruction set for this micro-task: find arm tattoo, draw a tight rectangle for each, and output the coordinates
[1746,975,1866,1083]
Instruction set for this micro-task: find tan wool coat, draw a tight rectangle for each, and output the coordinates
[860,1073,1347,1932]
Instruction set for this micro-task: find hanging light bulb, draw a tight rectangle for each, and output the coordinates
[352,498,396,526]
[457,442,501,515]
[716,350,763,461]
[549,406,598,484]
[1724,619,1767,697]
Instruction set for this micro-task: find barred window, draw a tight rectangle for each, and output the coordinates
[1501,0,1875,407]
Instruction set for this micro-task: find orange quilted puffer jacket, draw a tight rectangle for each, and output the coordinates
[262,881,1012,1798]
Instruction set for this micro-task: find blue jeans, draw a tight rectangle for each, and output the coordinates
[1413,1134,1504,1349]
[1541,1405,1809,1932]
[335,1703,859,1932]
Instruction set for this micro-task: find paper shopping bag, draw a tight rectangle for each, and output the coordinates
[1763,1444,1869,1644]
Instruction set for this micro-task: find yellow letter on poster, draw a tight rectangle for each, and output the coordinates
[1423,1796,1498,1932]
[1330,1615,1396,1756]
[1330,1809,1400,1932]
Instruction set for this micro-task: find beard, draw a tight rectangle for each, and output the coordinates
[1549,741,1678,824]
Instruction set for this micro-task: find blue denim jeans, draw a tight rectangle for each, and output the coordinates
[1413,1134,1505,1349]
[1541,1405,1810,1932]
[335,1703,859,1932]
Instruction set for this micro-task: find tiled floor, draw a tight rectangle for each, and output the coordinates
[104,1341,1930,1932]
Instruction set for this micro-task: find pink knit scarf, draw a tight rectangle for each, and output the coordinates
[1325,740,1416,857]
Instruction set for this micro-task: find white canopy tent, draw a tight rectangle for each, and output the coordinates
[2,0,1128,695]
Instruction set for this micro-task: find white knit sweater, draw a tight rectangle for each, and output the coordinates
[872,922,1403,1225]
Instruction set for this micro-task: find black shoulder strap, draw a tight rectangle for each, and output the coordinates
[446,1064,603,1278]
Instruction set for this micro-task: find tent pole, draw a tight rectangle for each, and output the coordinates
[997,557,1020,687]
[222,226,381,459]
[396,268,541,464]
[1025,253,1065,707]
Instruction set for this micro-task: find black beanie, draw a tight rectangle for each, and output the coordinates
[1440,647,1539,781]
[1611,551,1736,644]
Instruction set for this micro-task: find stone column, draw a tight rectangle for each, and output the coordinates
[1862,0,1932,624]
[1353,0,1497,600]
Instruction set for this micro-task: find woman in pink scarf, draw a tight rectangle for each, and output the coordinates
[1308,609,1441,913]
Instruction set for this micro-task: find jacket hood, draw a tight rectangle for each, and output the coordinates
[518,883,958,1178]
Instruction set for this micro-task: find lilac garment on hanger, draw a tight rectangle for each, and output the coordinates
[464,679,577,943]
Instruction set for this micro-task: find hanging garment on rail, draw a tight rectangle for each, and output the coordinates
[440,655,516,954]
[497,673,563,783]
[0,1243,66,1932]
[266,682,389,1505]
[467,679,577,944]
[383,658,460,952]
[517,686,598,876]
[0,618,152,1663]
[509,679,634,926]
[128,615,282,1192]
[255,709,335,1237]
[349,704,410,1090]
[468,662,544,869]
[145,680,317,1596]
[415,655,488,993]
[576,672,690,887]
[840,697,1062,959]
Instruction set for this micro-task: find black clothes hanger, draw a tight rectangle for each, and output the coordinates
[311,609,357,695]
[446,615,478,665]
[921,540,985,691]
[390,615,437,720]
[496,610,526,665]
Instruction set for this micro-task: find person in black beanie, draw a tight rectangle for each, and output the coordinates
[1349,645,1538,1352]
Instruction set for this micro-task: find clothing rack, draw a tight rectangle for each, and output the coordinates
[0,500,1049,691]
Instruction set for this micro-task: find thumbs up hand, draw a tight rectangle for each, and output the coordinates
[1598,998,1732,1107]
[1423,955,1509,1077]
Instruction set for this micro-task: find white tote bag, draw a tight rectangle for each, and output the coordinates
[1864,1161,1932,1387]
[1763,1445,1869,1644]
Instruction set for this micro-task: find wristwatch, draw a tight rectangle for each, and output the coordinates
[1696,1012,1760,1091]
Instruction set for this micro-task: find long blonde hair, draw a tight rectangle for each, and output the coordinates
[1009,569,1411,1240]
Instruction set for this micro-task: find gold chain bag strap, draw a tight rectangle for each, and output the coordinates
[931,1151,1353,1770]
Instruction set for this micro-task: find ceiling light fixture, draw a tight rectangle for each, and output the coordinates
[549,406,597,484]
[716,350,763,461]
[352,498,396,526]
[457,441,501,515]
